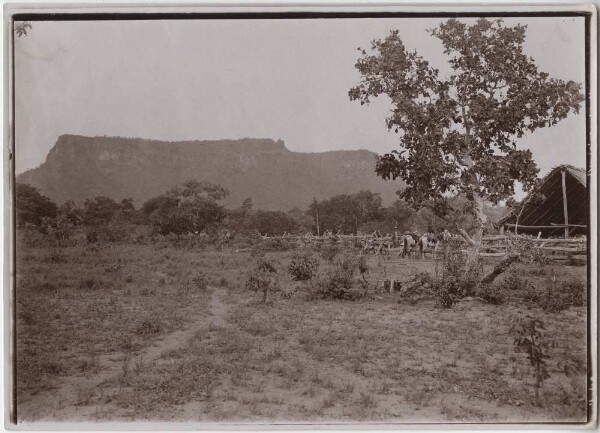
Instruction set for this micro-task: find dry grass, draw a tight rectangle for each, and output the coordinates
[15,238,588,423]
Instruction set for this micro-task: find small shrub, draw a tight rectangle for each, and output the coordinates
[432,251,480,308]
[477,283,505,305]
[503,269,534,292]
[357,255,369,283]
[564,278,586,307]
[511,316,550,406]
[312,255,368,301]
[245,260,278,303]
[192,271,209,291]
[542,276,586,313]
[518,241,549,265]
[398,272,436,302]
[288,253,319,281]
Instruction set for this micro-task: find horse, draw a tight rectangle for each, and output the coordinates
[399,234,418,258]
[418,233,439,259]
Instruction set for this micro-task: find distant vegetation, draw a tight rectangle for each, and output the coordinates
[16,179,501,243]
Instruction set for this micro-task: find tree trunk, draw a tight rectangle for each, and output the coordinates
[480,253,520,285]
[464,195,487,268]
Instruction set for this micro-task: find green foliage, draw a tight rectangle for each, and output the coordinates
[308,191,383,235]
[312,255,369,301]
[16,183,58,227]
[58,200,84,225]
[257,237,295,253]
[350,18,584,226]
[433,251,480,308]
[84,196,122,226]
[288,253,319,281]
[542,275,586,313]
[476,283,505,305]
[245,260,278,303]
[502,269,540,304]
[511,316,550,405]
[141,180,228,235]
[252,210,298,236]
[503,268,535,292]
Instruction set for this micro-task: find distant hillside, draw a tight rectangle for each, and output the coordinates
[17,135,404,210]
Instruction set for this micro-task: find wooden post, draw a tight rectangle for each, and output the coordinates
[561,170,569,239]
[316,211,320,237]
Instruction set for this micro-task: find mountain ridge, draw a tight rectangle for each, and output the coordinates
[17,135,403,210]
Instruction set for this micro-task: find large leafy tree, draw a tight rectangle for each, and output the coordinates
[16,183,58,227]
[251,210,298,236]
[308,191,383,235]
[83,196,122,226]
[349,18,584,254]
[141,180,229,235]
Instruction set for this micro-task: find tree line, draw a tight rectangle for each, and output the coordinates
[15,180,450,240]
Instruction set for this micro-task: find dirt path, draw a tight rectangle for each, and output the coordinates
[208,286,229,328]
[17,288,223,423]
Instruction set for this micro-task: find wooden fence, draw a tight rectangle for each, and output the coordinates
[259,231,587,260]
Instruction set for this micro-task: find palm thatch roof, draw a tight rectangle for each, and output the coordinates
[498,165,587,238]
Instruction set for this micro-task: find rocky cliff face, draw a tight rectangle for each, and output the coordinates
[17,135,402,210]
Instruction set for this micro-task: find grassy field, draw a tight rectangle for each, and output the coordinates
[15,234,588,423]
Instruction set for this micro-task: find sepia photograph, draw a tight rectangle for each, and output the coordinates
[6,4,596,426]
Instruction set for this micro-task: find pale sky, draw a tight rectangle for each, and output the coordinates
[15,16,587,179]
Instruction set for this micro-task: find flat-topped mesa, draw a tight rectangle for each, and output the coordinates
[46,135,289,163]
[18,134,401,210]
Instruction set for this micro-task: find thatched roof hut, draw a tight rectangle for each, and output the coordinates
[498,165,587,238]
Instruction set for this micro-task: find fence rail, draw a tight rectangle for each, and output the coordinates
[259,231,587,260]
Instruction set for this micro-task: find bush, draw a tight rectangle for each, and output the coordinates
[564,278,586,307]
[500,268,546,304]
[503,269,534,292]
[288,253,319,281]
[432,251,480,308]
[477,283,505,305]
[311,255,369,301]
[245,260,278,303]
[542,277,586,313]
